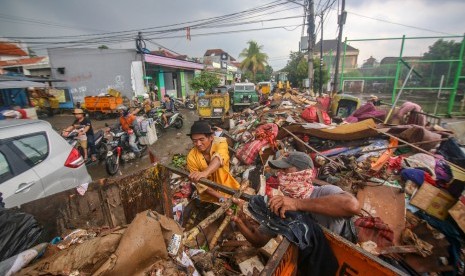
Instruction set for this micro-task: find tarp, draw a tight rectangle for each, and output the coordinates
[0,81,47,89]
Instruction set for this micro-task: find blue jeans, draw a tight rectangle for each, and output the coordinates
[128,133,140,154]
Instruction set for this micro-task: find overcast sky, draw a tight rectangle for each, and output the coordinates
[1,0,464,70]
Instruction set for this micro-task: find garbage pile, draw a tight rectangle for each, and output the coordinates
[4,88,465,275]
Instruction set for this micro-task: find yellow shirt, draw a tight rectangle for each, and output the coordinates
[187,137,240,202]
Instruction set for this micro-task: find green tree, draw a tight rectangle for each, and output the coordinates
[189,71,220,93]
[255,64,274,82]
[98,45,109,49]
[283,51,329,91]
[239,40,269,82]
[420,39,464,87]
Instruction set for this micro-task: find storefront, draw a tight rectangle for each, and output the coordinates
[144,54,204,99]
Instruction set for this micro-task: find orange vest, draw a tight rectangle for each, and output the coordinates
[120,114,136,132]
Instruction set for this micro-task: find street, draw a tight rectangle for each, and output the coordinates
[44,109,198,180]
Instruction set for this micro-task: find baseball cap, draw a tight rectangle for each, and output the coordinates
[269,152,314,171]
[187,121,213,136]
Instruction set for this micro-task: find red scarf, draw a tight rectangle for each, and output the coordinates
[277,169,314,199]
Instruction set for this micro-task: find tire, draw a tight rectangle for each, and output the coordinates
[105,153,119,176]
[174,117,183,129]
[155,124,163,138]
[186,103,195,109]
[96,143,109,160]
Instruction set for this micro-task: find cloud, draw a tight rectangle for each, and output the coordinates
[1,0,464,71]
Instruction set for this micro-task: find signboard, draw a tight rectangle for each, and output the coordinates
[300,36,308,52]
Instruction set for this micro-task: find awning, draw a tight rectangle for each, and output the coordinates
[144,54,204,70]
[0,81,48,89]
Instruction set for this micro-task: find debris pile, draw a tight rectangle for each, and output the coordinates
[5,89,465,275]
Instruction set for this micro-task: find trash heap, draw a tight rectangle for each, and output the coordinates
[4,89,465,275]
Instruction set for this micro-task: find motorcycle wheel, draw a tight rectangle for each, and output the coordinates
[97,143,110,160]
[174,117,183,129]
[105,154,119,175]
[186,102,195,109]
[155,124,163,138]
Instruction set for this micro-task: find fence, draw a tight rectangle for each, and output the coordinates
[339,35,465,116]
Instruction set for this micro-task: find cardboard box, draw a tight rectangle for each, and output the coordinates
[410,183,456,220]
[449,196,465,233]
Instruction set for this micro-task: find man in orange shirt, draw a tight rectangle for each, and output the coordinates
[117,105,141,157]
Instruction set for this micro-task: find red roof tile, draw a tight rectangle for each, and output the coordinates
[0,57,46,67]
[0,42,28,56]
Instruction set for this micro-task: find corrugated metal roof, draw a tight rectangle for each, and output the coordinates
[0,56,46,68]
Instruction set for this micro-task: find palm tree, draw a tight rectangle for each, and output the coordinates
[239,40,268,82]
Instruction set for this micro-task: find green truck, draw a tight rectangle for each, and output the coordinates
[231,82,259,111]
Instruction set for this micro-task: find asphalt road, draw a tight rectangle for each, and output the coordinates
[44,109,198,180]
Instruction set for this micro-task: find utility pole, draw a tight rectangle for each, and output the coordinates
[319,12,324,96]
[307,0,315,93]
[332,0,346,94]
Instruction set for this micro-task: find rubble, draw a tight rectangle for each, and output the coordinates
[12,88,465,275]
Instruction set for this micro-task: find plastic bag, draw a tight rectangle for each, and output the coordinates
[0,208,42,262]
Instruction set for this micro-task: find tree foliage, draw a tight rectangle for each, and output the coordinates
[239,40,269,82]
[420,39,464,87]
[189,70,221,93]
[255,65,273,82]
[282,51,329,91]
[98,45,109,49]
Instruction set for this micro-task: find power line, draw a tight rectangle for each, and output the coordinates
[3,0,290,40]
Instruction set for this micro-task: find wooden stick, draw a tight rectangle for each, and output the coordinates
[164,164,251,201]
[208,181,249,249]
[356,138,448,155]
[209,216,231,249]
[369,126,465,172]
[183,202,232,244]
[281,127,338,165]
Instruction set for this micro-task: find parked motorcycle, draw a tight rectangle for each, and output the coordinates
[174,97,196,110]
[62,128,108,164]
[148,108,184,138]
[104,126,147,176]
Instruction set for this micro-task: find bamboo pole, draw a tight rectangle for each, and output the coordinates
[281,127,338,165]
[357,138,448,155]
[368,126,465,172]
[183,201,232,244]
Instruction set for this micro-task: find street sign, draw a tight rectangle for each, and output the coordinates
[144,76,153,80]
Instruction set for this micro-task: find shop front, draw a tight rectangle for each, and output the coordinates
[144,54,204,100]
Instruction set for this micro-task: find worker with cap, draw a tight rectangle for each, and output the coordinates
[228,151,360,246]
[62,108,97,162]
[186,120,240,203]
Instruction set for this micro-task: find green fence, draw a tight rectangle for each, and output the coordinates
[339,35,465,116]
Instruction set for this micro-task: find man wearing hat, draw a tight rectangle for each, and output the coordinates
[187,121,240,203]
[229,152,360,246]
[62,109,97,162]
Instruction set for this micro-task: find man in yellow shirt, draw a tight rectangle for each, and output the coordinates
[187,121,240,203]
